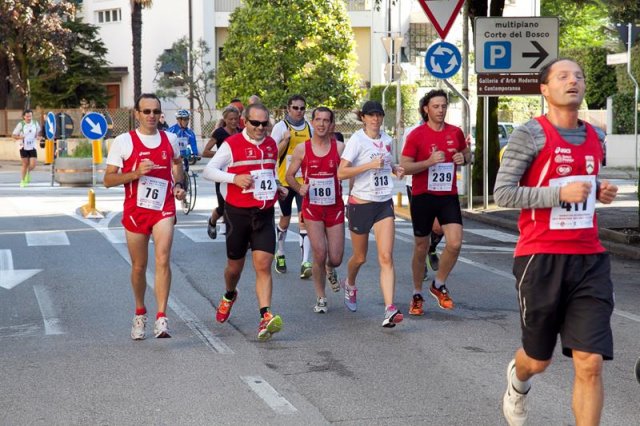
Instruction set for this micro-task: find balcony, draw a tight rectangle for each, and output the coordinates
[214,0,371,13]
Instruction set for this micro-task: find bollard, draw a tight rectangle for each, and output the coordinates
[92,140,103,164]
[45,139,54,165]
[80,188,104,218]
[396,191,403,208]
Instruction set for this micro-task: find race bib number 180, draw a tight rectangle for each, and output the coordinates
[308,177,335,205]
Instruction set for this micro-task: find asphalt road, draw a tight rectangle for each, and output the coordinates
[1,167,639,425]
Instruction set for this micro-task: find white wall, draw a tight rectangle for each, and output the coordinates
[605,135,640,168]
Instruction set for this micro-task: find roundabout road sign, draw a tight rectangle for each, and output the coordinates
[425,41,462,79]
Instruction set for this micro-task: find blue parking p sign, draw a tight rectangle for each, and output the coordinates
[484,42,511,69]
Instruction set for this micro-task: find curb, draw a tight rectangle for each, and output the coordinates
[394,204,640,260]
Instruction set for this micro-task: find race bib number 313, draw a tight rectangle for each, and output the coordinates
[549,175,596,230]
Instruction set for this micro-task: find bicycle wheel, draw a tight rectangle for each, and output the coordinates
[188,171,197,213]
[181,174,192,214]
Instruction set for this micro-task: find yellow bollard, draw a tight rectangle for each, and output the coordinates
[92,140,103,164]
[80,188,104,218]
[45,139,54,165]
[396,191,403,208]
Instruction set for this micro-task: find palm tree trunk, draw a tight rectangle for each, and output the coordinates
[131,1,143,102]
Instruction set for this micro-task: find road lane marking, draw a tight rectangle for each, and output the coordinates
[70,211,233,354]
[33,284,65,335]
[614,309,640,323]
[241,376,298,414]
[26,230,70,246]
[0,249,42,290]
[465,228,519,243]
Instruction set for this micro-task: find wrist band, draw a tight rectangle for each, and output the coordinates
[174,182,184,189]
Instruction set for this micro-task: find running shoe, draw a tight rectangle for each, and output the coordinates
[409,293,425,316]
[216,291,237,323]
[327,269,340,293]
[300,261,312,279]
[423,264,429,282]
[257,312,283,341]
[382,305,404,328]
[429,282,454,310]
[207,218,217,240]
[313,297,328,314]
[275,255,287,274]
[502,359,529,426]
[427,251,440,271]
[19,179,26,188]
[341,279,357,312]
[131,314,147,340]
[25,172,32,184]
[153,317,171,338]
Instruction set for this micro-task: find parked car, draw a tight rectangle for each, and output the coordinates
[469,122,518,163]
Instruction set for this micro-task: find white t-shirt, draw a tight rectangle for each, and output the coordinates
[270,119,312,144]
[341,128,395,202]
[401,123,421,188]
[106,130,180,168]
[12,120,41,150]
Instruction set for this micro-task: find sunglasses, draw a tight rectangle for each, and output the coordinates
[139,109,162,115]
[290,106,306,111]
[247,119,269,128]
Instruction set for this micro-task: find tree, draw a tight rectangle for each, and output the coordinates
[131,0,153,102]
[0,0,75,108]
[542,0,611,50]
[217,0,360,109]
[469,0,505,198]
[155,37,216,135]
[30,18,109,108]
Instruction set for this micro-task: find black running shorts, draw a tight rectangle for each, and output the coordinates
[20,148,37,158]
[223,204,276,260]
[513,253,614,361]
[347,199,394,235]
[277,188,302,217]
[409,193,462,237]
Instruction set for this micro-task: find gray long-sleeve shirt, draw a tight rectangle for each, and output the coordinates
[493,118,605,209]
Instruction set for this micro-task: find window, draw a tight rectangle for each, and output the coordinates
[96,8,121,24]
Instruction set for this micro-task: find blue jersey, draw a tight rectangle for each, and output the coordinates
[166,124,198,156]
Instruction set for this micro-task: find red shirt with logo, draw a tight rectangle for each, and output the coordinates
[515,116,604,256]
[402,122,466,196]
[225,132,279,209]
[121,130,176,215]
[301,139,343,211]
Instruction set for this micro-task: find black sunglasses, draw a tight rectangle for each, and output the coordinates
[290,105,306,111]
[247,119,269,128]
[139,109,162,115]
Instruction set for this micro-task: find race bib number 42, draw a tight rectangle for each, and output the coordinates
[549,175,596,230]
[249,169,277,201]
[137,176,168,210]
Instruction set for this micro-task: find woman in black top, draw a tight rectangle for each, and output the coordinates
[203,105,242,239]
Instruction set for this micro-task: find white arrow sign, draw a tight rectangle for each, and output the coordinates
[47,115,55,135]
[0,249,42,290]
[85,116,102,135]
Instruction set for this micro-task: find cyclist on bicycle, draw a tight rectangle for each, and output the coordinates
[167,109,199,172]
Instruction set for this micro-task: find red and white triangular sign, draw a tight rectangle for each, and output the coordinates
[418,0,465,40]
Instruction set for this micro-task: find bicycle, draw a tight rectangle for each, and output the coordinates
[181,153,200,214]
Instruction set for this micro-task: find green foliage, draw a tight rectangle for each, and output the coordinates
[562,46,617,109]
[0,0,75,106]
[31,18,109,108]
[542,0,612,49]
[615,44,640,93]
[497,96,541,123]
[611,92,640,134]
[72,141,93,158]
[217,0,361,110]
[154,37,215,112]
[368,84,419,130]
[606,0,640,24]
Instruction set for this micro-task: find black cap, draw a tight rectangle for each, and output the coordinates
[361,100,385,115]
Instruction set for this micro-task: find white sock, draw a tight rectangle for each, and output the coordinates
[276,226,287,256]
[511,368,531,394]
[300,231,311,263]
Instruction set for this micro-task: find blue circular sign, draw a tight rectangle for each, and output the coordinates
[425,41,462,79]
[45,112,56,139]
[81,112,108,140]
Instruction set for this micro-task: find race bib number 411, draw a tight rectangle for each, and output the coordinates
[549,175,596,230]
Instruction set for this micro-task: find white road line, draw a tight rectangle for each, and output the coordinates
[0,249,42,290]
[26,230,70,246]
[465,228,519,243]
[455,256,515,279]
[241,376,298,414]
[69,211,233,354]
[178,228,223,243]
[614,309,640,323]
[33,284,65,335]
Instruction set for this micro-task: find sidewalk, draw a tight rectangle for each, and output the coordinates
[395,167,640,260]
